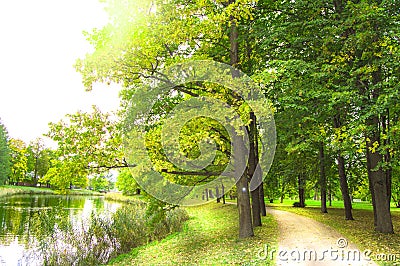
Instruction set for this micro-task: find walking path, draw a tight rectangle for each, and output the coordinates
[266,208,377,266]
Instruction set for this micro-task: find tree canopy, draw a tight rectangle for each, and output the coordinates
[33,0,400,236]
[0,120,11,185]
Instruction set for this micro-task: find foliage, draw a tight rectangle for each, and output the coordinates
[44,106,123,191]
[76,0,270,238]
[72,0,400,235]
[8,138,28,184]
[115,169,140,195]
[251,0,400,230]
[0,120,11,185]
[89,173,113,192]
[0,185,102,198]
[41,160,88,191]
[32,201,189,265]
[26,138,53,185]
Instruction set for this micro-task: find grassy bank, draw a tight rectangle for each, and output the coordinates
[268,201,400,266]
[0,185,102,198]
[109,203,278,266]
[32,201,189,265]
[104,192,146,205]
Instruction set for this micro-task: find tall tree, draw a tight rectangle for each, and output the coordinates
[0,120,11,185]
[8,139,28,185]
[44,106,126,191]
[253,0,400,232]
[116,168,141,195]
[26,138,47,185]
[77,0,271,238]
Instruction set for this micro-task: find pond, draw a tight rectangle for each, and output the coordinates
[0,194,122,265]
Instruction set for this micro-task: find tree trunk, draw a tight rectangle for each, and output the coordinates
[229,2,238,68]
[333,115,354,220]
[259,183,267,216]
[365,148,377,226]
[237,174,254,238]
[319,144,328,213]
[233,130,254,238]
[280,182,285,203]
[367,148,393,233]
[253,114,266,216]
[298,174,305,208]
[382,109,392,213]
[222,184,226,204]
[249,112,261,226]
[337,155,354,220]
[228,0,253,237]
[366,115,393,233]
[33,157,38,185]
[251,187,261,226]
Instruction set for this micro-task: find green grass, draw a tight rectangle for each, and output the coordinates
[109,203,278,266]
[268,198,400,211]
[0,185,102,198]
[104,192,146,205]
[268,201,400,266]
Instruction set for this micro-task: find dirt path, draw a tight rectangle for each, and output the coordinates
[266,208,377,266]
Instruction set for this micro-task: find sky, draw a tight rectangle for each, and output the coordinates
[0,0,121,146]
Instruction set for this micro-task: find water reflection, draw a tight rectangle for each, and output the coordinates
[0,195,121,265]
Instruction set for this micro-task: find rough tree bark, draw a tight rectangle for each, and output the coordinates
[234,131,254,238]
[366,115,393,233]
[337,154,354,220]
[229,0,253,238]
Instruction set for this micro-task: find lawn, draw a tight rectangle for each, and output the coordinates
[267,198,400,211]
[0,185,102,198]
[109,202,279,266]
[268,200,400,266]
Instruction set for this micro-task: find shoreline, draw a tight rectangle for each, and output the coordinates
[0,185,103,198]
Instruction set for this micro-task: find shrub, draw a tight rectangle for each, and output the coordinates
[32,201,189,265]
[293,202,306,207]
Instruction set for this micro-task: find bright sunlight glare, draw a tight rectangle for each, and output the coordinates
[0,0,121,146]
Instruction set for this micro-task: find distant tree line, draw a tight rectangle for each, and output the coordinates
[0,118,114,193]
[0,120,52,187]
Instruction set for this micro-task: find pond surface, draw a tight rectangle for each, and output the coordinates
[0,194,122,265]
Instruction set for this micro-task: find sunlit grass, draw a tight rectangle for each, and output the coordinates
[267,198,400,211]
[0,185,102,198]
[0,185,54,197]
[109,203,279,266]
[104,192,146,204]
